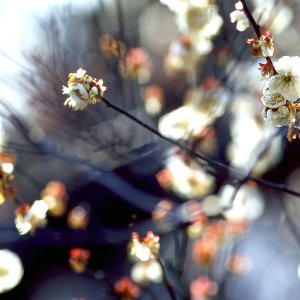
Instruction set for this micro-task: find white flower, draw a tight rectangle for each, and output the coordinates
[261,89,286,108]
[267,56,300,101]
[0,250,23,294]
[219,184,264,222]
[176,4,223,38]
[62,69,107,110]
[131,260,162,285]
[157,154,215,199]
[230,2,249,32]
[15,200,49,235]
[62,86,88,111]
[158,106,208,140]
[263,105,292,127]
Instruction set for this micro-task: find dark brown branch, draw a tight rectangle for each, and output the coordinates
[239,0,276,69]
[101,97,300,198]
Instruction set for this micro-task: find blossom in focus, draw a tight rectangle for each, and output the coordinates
[128,231,160,262]
[69,248,91,273]
[230,2,249,32]
[262,102,295,127]
[0,250,24,294]
[62,68,106,111]
[246,32,274,58]
[190,276,218,300]
[15,200,49,235]
[114,276,141,299]
[266,56,300,102]
[261,89,286,109]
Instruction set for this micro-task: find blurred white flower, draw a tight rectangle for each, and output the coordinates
[131,260,162,285]
[176,4,223,38]
[230,2,249,32]
[158,84,228,140]
[15,200,49,235]
[156,154,215,199]
[158,105,208,140]
[219,184,264,222]
[228,97,282,175]
[0,250,23,294]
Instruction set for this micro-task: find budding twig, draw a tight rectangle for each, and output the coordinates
[239,0,276,70]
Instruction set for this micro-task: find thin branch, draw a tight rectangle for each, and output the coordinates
[101,97,300,198]
[239,0,275,68]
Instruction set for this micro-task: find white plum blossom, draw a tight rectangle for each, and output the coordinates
[15,200,49,235]
[176,4,223,38]
[62,85,89,111]
[261,89,286,109]
[230,2,249,32]
[62,68,106,111]
[263,104,295,127]
[266,56,300,102]
[0,250,24,294]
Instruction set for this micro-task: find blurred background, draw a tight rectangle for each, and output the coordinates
[1,0,300,299]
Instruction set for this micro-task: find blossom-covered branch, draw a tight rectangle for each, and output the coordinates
[232,0,300,141]
[62,69,300,198]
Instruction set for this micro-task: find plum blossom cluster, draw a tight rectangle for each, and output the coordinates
[62,68,106,111]
[231,1,300,140]
[261,56,300,140]
[156,79,228,199]
[160,0,223,75]
[128,231,163,285]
